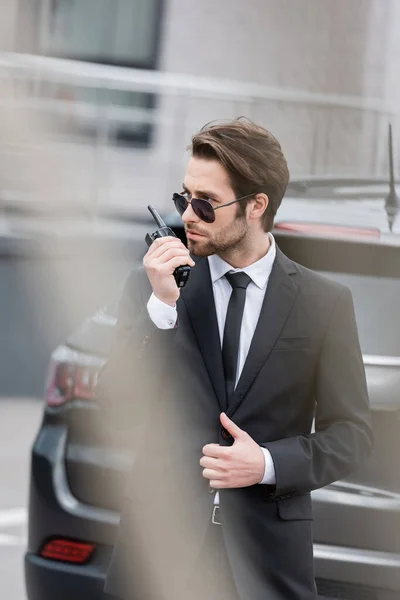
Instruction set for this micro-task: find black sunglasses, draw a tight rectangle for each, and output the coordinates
[172,192,256,224]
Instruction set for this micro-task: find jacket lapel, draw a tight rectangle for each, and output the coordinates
[227,248,299,416]
[180,258,227,410]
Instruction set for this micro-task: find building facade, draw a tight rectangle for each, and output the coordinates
[0,0,399,216]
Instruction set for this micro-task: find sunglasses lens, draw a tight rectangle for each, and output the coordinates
[191,198,215,223]
[172,193,215,223]
[173,193,187,216]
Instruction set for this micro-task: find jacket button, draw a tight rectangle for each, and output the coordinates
[208,485,215,494]
[221,427,233,441]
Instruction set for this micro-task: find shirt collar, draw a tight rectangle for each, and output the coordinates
[207,233,276,290]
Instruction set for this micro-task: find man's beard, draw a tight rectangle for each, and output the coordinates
[185,215,248,257]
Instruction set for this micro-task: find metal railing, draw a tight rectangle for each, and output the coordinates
[0,52,399,222]
[1,52,398,110]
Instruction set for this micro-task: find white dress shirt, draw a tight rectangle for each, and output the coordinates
[146,233,277,503]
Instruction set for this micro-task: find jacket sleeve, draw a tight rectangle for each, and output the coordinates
[262,286,373,497]
[95,267,176,429]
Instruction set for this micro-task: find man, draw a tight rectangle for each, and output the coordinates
[96,118,373,600]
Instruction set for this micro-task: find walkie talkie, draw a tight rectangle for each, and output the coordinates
[145,204,192,288]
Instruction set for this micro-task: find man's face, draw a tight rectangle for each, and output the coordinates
[181,157,249,257]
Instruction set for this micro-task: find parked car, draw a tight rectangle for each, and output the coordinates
[24,175,400,600]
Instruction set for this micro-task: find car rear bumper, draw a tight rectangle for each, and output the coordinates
[24,552,107,600]
[24,544,400,600]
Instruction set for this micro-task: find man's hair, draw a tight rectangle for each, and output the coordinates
[189,117,290,232]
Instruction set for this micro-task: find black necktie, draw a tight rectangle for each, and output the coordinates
[222,271,252,403]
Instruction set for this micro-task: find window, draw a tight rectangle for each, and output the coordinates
[43,0,161,68]
[16,0,164,146]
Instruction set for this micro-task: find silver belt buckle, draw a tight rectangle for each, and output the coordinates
[212,505,221,525]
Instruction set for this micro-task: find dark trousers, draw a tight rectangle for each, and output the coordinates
[107,521,240,600]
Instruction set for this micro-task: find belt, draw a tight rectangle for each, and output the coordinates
[211,505,221,525]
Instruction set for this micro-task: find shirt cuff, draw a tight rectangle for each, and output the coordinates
[147,293,178,329]
[259,447,276,484]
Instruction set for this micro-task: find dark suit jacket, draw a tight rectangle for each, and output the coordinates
[96,246,373,600]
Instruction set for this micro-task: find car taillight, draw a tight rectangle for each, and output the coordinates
[45,345,106,406]
[40,537,96,564]
[275,221,381,238]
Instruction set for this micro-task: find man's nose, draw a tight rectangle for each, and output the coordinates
[181,202,200,223]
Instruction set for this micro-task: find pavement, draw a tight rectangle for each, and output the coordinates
[0,397,43,600]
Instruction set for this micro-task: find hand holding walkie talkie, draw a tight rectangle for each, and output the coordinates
[143,205,194,305]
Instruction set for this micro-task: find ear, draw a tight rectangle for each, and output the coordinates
[248,193,269,221]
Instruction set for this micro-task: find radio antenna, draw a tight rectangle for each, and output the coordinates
[148,204,166,228]
[385,123,399,232]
